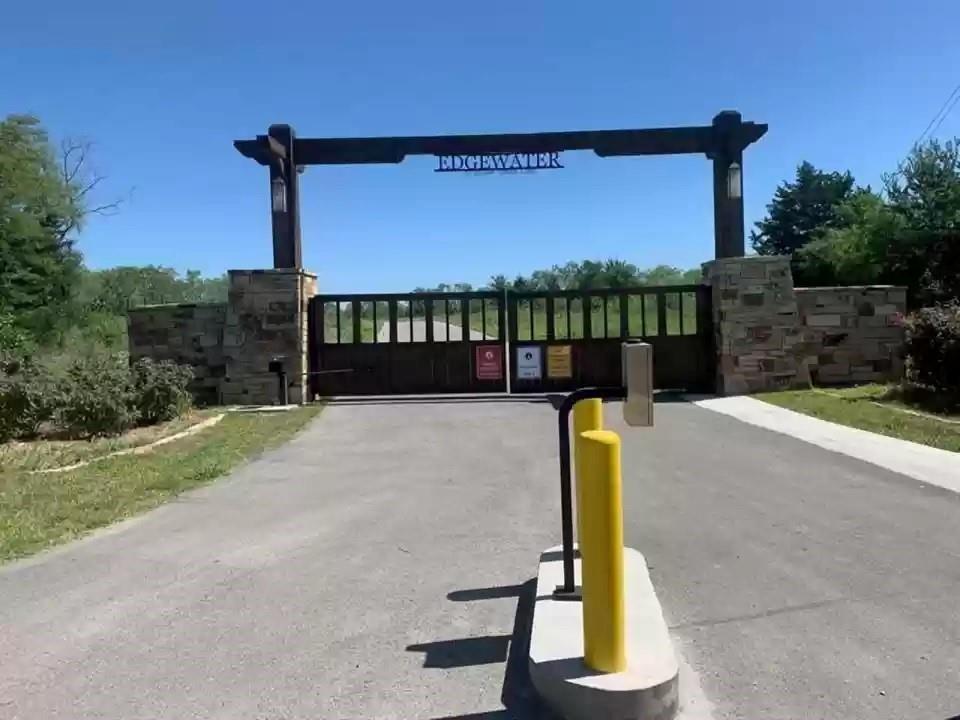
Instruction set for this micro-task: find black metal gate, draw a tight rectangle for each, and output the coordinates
[309,285,713,397]
[309,291,507,397]
[506,285,714,393]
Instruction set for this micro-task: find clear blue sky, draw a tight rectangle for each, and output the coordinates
[4,1,959,292]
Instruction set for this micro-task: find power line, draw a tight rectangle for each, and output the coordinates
[927,90,960,141]
[913,82,960,148]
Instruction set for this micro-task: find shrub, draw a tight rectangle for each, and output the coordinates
[904,301,960,400]
[131,358,193,425]
[57,354,136,438]
[0,364,59,442]
[0,313,36,374]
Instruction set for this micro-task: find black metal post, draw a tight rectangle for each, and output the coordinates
[278,369,289,405]
[554,386,626,598]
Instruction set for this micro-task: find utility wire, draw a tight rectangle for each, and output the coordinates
[927,90,960,141]
[913,82,960,148]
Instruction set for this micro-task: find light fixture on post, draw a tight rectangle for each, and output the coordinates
[727,161,742,200]
[271,177,287,213]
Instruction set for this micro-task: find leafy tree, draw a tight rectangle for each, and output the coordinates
[601,259,640,287]
[487,274,510,291]
[640,265,689,286]
[77,266,229,314]
[513,275,533,291]
[530,269,561,291]
[0,116,84,341]
[795,191,904,286]
[884,139,960,303]
[572,260,606,289]
[751,162,858,282]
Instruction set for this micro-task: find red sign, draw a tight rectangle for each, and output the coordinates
[475,345,503,380]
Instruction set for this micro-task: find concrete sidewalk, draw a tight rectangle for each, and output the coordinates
[692,395,960,493]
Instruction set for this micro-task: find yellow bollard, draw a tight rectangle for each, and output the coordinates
[573,399,603,547]
[579,429,626,673]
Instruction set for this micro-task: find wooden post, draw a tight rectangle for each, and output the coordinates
[711,112,745,259]
[267,124,302,269]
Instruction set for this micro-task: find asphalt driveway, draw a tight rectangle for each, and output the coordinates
[1,398,958,719]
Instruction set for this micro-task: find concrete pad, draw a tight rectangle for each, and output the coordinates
[529,545,679,720]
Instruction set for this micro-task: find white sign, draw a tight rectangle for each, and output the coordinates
[516,346,542,380]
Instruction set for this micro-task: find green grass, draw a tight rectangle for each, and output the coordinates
[0,405,323,563]
[0,409,222,473]
[759,384,960,453]
[468,296,699,340]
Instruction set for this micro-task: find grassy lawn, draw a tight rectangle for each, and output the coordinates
[468,297,699,340]
[0,405,322,563]
[759,384,960,453]
[0,408,222,473]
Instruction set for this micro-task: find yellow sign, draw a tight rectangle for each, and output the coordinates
[547,345,573,378]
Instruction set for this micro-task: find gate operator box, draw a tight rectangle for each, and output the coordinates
[621,341,653,427]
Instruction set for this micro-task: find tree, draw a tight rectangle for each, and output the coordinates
[751,162,858,280]
[487,274,510,291]
[795,191,904,286]
[514,274,535,291]
[884,139,960,303]
[600,259,640,287]
[0,115,122,344]
[530,269,562,290]
[640,265,688,286]
[0,116,83,341]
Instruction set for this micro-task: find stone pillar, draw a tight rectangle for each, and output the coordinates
[221,268,317,406]
[702,256,810,395]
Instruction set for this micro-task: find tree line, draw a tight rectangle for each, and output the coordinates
[751,141,960,306]
[416,261,701,294]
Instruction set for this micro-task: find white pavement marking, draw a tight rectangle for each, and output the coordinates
[378,319,491,342]
[693,395,960,493]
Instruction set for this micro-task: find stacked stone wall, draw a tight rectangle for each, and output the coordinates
[795,286,906,384]
[127,303,227,405]
[702,256,809,394]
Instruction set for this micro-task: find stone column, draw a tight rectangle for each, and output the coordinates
[221,268,317,406]
[702,256,810,395]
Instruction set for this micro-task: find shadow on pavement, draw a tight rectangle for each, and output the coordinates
[325,395,554,406]
[447,585,524,602]
[418,579,560,720]
[407,636,512,669]
[538,548,580,564]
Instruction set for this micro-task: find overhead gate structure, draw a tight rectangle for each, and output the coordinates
[308,285,713,398]
[309,291,507,396]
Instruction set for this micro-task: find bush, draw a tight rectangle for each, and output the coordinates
[0,313,36,374]
[57,354,136,438]
[0,364,59,442]
[904,301,960,400]
[131,358,193,425]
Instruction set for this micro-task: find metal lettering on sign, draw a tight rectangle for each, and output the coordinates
[516,346,542,380]
[435,152,564,173]
[547,345,573,378]
[476,345,503,381]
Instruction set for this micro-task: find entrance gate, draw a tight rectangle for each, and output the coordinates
[309,290,507,396]
[506,285,713,393]
[308,285,713,397]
